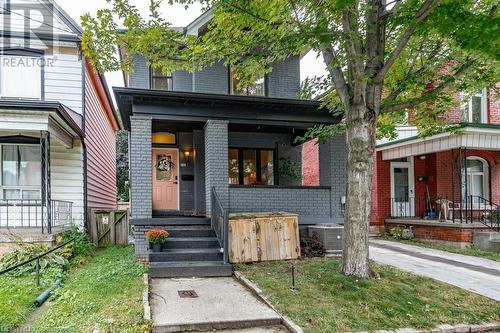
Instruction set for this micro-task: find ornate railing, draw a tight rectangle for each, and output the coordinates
[0,199,73,232]
[211,187,229,263]
[390,195,500,231]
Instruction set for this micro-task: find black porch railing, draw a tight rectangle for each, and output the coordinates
[390,196,500,231]
[0,199,73,232]
[211,187,229,264]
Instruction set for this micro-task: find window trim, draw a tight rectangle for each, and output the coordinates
[462,156,489,201]
[460,88,487,124]
[0,48,45,100]
[228,66,268,97]
[150,67,173,91]
[229,147,276,185]
[0,142,42,200]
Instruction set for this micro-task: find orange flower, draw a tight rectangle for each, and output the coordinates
[146,228,170,244]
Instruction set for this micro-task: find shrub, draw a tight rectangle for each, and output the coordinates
[300,232,326,258]
[146,229,169,244]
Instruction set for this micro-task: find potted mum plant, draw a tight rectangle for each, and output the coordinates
[146,228,169,252]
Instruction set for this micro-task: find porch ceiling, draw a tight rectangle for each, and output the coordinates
[377,124,500,160]
[114,88,340,130]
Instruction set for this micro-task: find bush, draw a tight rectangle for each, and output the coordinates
[300,232,326,258]
[57,224,95,258]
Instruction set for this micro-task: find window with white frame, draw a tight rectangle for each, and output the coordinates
[0,55,43,99]
[461,157,489,201]
[1,144,41,200]
[460,88,487,124]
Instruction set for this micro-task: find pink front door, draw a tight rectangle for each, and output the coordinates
[152,149,179,210]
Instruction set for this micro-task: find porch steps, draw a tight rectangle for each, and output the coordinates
[149,248,222,262]
[147,217,232,278]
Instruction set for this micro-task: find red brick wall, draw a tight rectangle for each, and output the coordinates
[302,139,319,186]
[371,152,391,225]
[489,85,500,124]
[409,224,490,243]
[371,149,500,226]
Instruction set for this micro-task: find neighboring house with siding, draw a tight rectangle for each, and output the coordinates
[115,10,347,277]
[0,0,120,238]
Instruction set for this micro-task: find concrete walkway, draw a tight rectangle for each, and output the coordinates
[370,239,500,301]
[150,277,284,333]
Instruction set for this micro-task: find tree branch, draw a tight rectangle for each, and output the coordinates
[322,45,350,110]
[381,59,475,113]
[374,0,442,83]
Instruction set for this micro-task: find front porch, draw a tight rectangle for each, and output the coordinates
[0,102,84,237]
[116,89,348,269]
[374,124,500,244]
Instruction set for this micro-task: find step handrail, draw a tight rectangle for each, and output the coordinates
[211,187,229,263]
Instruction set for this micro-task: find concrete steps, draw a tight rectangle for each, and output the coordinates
[149,248,223,262]
[147,217,232,278]
[149,261,233,278]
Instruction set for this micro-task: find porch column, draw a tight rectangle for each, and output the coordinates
[40,131,51,234]
[319,134,347,223]
[130,115,152,219]
[204,120,229,217]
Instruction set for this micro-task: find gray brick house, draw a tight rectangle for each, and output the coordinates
[114,11,346,277]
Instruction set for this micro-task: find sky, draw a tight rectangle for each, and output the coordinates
[56,0,327,97]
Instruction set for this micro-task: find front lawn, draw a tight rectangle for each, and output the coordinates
[0,268,58,330]
[380,238,500,262]
[29,246,149,333]
[237,259,500,333]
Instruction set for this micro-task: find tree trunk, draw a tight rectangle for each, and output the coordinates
[342,103,377,278]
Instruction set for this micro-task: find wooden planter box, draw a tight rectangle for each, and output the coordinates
[228,212,300,263]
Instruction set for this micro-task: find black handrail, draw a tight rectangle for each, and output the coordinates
[0,237,75,285]
[211,187,229,263]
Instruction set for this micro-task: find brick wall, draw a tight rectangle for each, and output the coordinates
[193,130,206,214]
[130,116,152,219]
[319,135,347,222]
[204,120,229,216]
[371,152,391,226]
[302,139,319,186]
[229,186,332,220]
[489,85,500,124]
[267,57,301,98]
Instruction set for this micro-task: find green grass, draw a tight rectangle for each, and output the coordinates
[236,259,500,333]
[28,246,149,333]
[0,267,60,330]
[380,237,500,262]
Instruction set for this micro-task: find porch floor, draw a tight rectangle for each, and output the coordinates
[386,218,489,229]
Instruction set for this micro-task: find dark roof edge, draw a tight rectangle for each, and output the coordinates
[113,87,322,108]
[0,100,85,137]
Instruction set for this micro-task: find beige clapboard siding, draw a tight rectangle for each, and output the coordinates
[50,139,84,227]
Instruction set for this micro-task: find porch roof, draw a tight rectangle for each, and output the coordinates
[376,123,500,160]
[0,100,85,146]
[114,88,340,130]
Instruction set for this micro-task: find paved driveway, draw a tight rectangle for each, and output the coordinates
[370,239,500,301]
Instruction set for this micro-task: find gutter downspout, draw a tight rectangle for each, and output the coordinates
[82,54,89,232]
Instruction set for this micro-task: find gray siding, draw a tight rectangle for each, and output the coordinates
[129,55,150,89]
[204,120,229,216]
[267,57,301,99]
[229,187,331,222]
[130,56,301,99]
[173,71,193,92]
[130,116,152,219]
[193,62,229,94]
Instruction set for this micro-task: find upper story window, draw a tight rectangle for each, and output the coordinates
[460,88,487,124]
[151,68,173,91]
[230,69,266,97]
[0,50,43,100]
